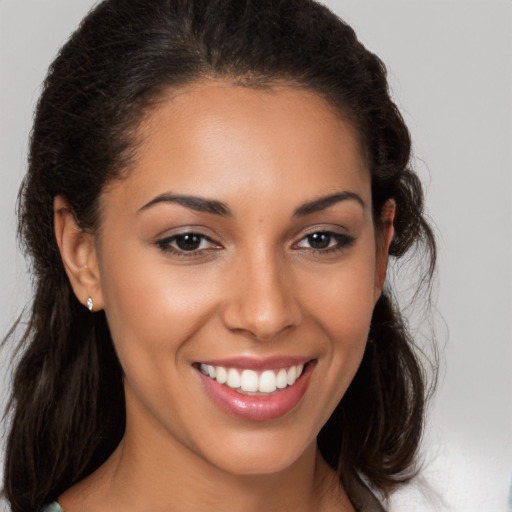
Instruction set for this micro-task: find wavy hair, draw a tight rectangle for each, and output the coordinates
[2,1,437,510]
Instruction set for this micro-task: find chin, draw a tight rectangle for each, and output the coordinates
[203,431,316,477]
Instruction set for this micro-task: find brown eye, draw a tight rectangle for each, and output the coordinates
[174,233,202,251]
[295,230,355,253]
[307,232,332,249]
[156,232,220,256]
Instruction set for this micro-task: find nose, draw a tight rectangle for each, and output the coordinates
[221,249,302,341]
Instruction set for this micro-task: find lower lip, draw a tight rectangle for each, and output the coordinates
[197,364,314,421]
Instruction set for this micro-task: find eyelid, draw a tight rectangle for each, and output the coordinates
[291,223,350,242]
[151,223,218,240]
[154,229,223,259]
[156,232,217,248]
[291,226,355,253]
[151,224,355,261]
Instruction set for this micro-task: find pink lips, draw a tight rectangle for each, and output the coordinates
[196,357,314,421]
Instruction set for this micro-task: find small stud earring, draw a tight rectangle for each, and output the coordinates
[86,297,93,312]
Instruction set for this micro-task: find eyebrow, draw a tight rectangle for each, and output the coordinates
[137,190,364,217]
[137,193,232,216]
[293,191,365,216]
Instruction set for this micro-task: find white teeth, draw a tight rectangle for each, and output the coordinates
[287,366,297,386]
[276,368,288,389]
[240,370,259,392]
[216,366,227,384]
[200,363,306,393]
[259,370,277,393]
[227,368,241,388]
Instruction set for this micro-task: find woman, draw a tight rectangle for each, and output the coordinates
[2,0,436,511]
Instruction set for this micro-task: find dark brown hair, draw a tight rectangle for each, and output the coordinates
[3,1,437,510]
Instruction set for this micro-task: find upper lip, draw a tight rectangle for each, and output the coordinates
[196,356,313,371]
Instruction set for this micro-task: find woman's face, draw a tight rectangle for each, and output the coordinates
[94,82,389,475]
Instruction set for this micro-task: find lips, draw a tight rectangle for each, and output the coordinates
[195,357,314,421]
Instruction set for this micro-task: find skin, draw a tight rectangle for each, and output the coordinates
[55,82,394,512]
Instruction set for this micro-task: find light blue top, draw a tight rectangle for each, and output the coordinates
[43,503,64,512]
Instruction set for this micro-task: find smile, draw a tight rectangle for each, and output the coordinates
[199,363,305,394]
[195,358,314,421]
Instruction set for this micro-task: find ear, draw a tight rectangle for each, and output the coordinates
[54,196,104,312]
[374,199,396,302]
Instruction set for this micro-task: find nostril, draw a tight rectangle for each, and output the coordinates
[221,293,301,341]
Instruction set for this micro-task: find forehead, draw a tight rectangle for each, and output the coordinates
[102,82,370,214]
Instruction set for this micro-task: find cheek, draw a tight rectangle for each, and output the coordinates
[298,248,377,401]
[98,251,222,434]
[98,242,220,365]
[302,253,377,341]
[318,280,374,373]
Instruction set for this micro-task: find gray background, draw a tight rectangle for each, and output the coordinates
[1,1,511,510]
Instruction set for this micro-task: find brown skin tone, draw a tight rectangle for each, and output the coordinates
[54,82,394,512]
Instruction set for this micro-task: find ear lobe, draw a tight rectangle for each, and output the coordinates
[54,196,104,311]
[374,199,396,302]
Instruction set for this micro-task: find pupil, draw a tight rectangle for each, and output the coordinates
[176,234,201,251]
[308,232,331,249]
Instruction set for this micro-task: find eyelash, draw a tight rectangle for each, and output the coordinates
[156,232,220,258]
[155,230,355,258]
[293,231,355,254]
